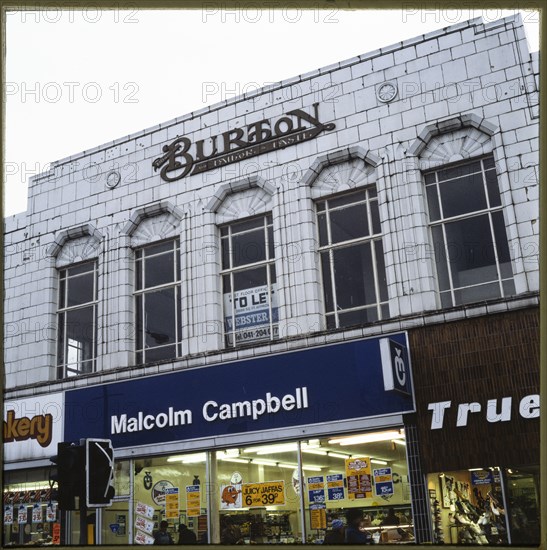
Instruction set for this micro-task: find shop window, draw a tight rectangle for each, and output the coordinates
[57,260,97,378]
[425,156,516,308]
[135,240,182,364]
[221,214,278,347]
[317,188,388,329]
[3,468,61,545]
[427,467,540,546]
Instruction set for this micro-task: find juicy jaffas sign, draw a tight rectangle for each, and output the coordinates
[153,102,335,182]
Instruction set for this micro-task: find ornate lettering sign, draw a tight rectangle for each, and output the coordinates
[153,103,335,182]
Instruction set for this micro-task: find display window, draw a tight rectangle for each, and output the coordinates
[3,429,414,545]
[126,429,413,544]
[2,468,61,546]
[427,466,540,546]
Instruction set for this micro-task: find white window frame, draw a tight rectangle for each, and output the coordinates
[134,239,182,364]
[317,187,389,330]
[57,260,98,379]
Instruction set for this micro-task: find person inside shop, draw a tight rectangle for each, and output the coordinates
[178,523,197,545]
[220,516,244,545]
[381,509,399,526]
[154,521,174,545]
[345,509,372,544]
[323,519,345,544]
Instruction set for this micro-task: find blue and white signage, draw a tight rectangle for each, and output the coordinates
[327,474,345,501]
[380,338,412,396]
[373,467,394,497]
[64,333,414,448]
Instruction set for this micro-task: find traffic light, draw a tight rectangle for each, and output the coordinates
[50,442,85,510]
[86,438,115,507]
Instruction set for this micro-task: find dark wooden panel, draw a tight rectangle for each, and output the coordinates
[409,308,540,472]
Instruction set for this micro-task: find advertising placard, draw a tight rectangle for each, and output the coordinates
[307,476,325,504]
[52,523,61,545]
[346,458,372,499]
[46,503,56,522]
[17,505,28,524]
[327,474,345,501]
[471,471,494,485]
[32,503,43,523]
[4,505,13,525]
[186,485,201,517]
[220,484,242,510]
[224,284,279,345]
[373,468,394,497]
[135,516,155,535]
[164,487,179,520]
[242,481,285,507]
[134,530,155,545]
[135,501,154,519]
[310,503,327,530]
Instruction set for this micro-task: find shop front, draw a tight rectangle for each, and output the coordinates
[410,308,541,546]
[3,332,419,545]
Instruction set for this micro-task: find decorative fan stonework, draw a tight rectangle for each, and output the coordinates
[216,187,273,225]
[419,127,493,170]
[311,158,376,200]
[131,213,180,248]
[49,223,103,268]
[56,235,101,268]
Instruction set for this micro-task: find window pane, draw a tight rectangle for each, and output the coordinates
[231,229,266,267]
[329,191,365,209]
[145,344,178,363]
[332,243,376,309]
[65,306,95,371]
[66,273,94,306]
[492,211,514,279]
[432,225,451,292]
[330,202,369,243]
[136,294,143,351]
[439,173,487,218]
[145,251,174,288]
[67,262,95,276]
[483,156,495,170]
[424,172,436,185]
[485,169,502,207]
[233,266,268,292]
[320,252,334,313]
[268,225,274,259]
[221,237,231,270]
[426,184,441,221]
[136,257,143,290]
[370,199,381,234]
[318,212,328,246]
[454,282,501,305]
[144,288,177,349]
[229,216,264,235]
[338,307,378,328]
[503,279,516,297]
[437,160,481,182]
[444,215,498,288]
[57,313,65,366]
[144,240,173,257]
[374,239,388,302]
[59,277,66,308]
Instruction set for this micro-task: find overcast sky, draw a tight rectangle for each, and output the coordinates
[4,8,540,216]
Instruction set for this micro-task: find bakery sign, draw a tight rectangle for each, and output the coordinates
[153,102,335,182]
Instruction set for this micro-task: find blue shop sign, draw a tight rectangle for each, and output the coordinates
[64,333,414,448]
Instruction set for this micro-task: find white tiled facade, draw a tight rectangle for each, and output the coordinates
[4,15,538,395]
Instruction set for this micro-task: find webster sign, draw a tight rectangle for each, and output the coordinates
[153,102,335,182]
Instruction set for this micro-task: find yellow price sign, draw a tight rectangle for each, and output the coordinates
[242,481,285,507]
